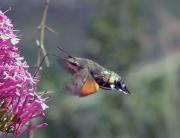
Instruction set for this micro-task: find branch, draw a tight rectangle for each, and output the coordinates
[28,0,50,138]
[37,0,50,70]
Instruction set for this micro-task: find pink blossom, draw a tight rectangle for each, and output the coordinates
[0,10,48,137]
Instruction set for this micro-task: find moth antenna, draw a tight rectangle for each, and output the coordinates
[57,46,73,58]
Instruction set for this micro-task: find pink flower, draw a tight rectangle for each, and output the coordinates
[0,10,48,137]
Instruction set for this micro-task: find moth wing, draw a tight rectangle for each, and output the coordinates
[63,69,86,96]
[64,68,99,97]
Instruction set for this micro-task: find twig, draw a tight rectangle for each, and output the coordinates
[27,0,50,138]
[34,0,50,79]
[39,0,50,67]
[36,0,50,71]
[45,25,58,34]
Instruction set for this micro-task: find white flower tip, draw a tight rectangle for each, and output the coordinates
[42,104,49,110]
[11,38,19,45]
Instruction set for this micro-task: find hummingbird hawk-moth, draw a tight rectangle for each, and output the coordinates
[57,47,130,97]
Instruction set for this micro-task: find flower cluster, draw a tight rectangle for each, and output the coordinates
[0,10,48,137]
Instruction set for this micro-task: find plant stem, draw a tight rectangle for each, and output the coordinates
[27,0,50,138]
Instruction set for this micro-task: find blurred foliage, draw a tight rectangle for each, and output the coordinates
[85,0,141,73]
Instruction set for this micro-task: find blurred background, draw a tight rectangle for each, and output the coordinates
[1,0,180,138]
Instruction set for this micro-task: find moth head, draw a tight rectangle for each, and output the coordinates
[66,58,79,67]
[115,79,130,94]
[63,57,81,74]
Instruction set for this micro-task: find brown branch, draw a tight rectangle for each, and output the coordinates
[38,0,50,67]
[28,0,50,138]
[34,0,50,79]
[36,0,50,74]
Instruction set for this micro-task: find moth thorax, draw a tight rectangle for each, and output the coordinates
[108,73,120,84]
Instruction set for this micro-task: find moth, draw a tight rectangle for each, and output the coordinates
[57,47,130,97]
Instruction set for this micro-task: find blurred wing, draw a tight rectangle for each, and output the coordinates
[57,57,70,73]
[64,68,99,97]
